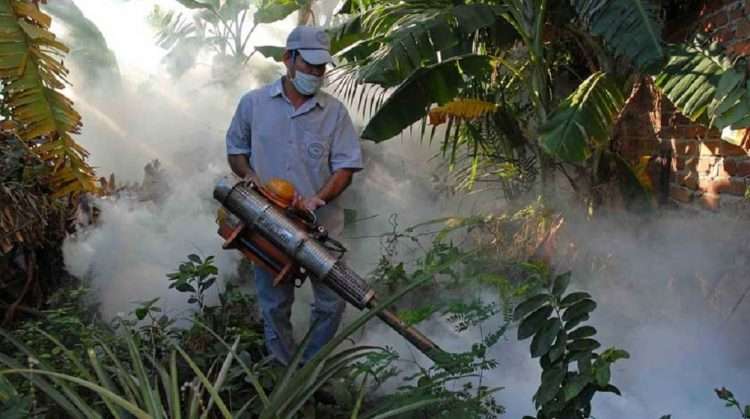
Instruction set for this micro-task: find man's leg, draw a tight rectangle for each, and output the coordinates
[255,267,295,365]
[302,278,346,362]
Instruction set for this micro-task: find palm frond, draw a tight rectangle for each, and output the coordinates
[0,0,96,196]
[654,40,750,143]
[540,71,626,162]
[357,3,513,88]
[254,0,301,24]
[361,54,492,142]
[571,0,664,72]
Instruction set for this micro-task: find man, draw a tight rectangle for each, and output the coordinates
[225,26,363,366]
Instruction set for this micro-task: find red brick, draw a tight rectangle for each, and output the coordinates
[729,40,750,55]
[729,8,745,20]
[701,2,725,17]
[698,176,747,195]
[678,171,700,189]
[672,140,699,156]
[723,158,750,176]
[670,185,694,203]
[700,140,722,155]
[737,18,750,37]
[704,11,729,31]
[637,139,659,155]
[714,27,736,43]
[690,125,713,137]
[704,128,723,140]
[720,141,750,156]
[672,157,686,171]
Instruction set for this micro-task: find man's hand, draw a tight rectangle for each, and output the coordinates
[243,173,261,186]
[292,192,325,212]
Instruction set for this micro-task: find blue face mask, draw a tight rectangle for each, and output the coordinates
[291,69,323,96]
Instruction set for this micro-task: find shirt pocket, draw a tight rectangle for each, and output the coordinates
[300,130,331,169]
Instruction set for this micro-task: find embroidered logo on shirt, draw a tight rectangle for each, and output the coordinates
[307,142,325,160]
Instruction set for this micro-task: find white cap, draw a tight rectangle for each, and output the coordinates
[286,26,332,65]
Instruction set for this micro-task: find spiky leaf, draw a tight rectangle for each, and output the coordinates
[0,0,97,196]
[654,41,750,139]
[361,54,491,142]
[540,72,626,162]
[571,0,664,72]
[254,0,300,24]
[358,4,514,88]
[255,45,285,62]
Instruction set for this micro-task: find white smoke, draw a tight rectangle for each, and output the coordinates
[60,0,292,318]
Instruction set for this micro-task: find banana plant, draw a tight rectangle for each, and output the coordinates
[0,0,97,197]
[149,0,313,79]
[323,0,750,206]
[42,0,121,86]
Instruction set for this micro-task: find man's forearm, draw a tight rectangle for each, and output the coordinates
[315,169,354,203]
[227,154,259,181]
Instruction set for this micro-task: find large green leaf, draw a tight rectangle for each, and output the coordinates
[571,0,664,72]
[175,0,216,10]
[254,0,301,24]
[335,0,378,15]
[361,54,491,142]
[255,45,285,62]
[358,4,513,88]
[0,0,97,195]
[42,0,121,84]
[654,41,750,142]
[539,72,626,162]
[328,13,368,55]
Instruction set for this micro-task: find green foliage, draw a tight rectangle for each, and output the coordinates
[333,0,750,207]
[167,254,219,310]
[0,0,97,196]
[1,248,506,418]
[0,374,29,419]
[570,0,664,72]
[357,3,507,88]
[515,270,629,419]
[655,39,750,140]
[716,387,750,418]
[42,0,121,85]
[254,0,303,24]
[148,0,293,80]
[361,54,491,142]
[539,72,626,162]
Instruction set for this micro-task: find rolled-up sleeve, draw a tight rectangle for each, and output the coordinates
[226,93,252,155]
[329,105,363,172]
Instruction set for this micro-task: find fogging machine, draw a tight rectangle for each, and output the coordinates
[213,178,446,363]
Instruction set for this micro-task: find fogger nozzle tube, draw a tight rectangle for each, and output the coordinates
[214,178,447,363]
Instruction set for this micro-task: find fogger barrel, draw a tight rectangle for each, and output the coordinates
[213,178,446,363]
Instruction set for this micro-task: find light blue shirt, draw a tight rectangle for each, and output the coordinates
[226,78,363,232]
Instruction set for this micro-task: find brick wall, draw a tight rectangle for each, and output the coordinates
[617,0,750,212]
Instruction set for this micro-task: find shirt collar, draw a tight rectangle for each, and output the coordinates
[269,77,326,109]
